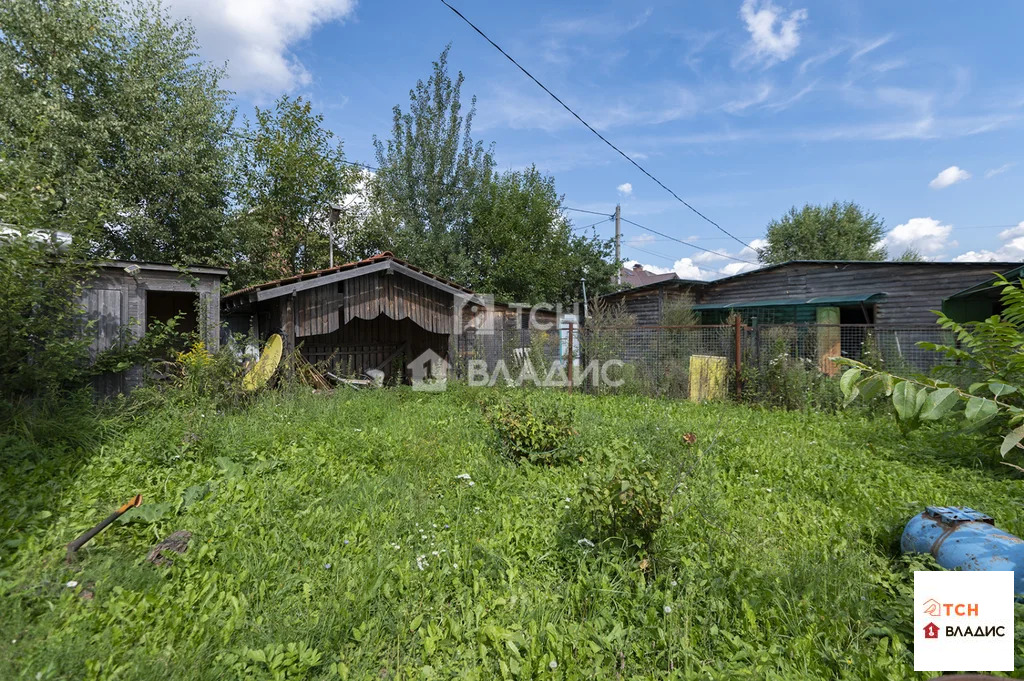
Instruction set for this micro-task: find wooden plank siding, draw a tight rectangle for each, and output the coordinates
[80,263,226,397]
[697,262,1018,326]
[301,315,449,380]
[603,285,700,326]
[343,271,453,334]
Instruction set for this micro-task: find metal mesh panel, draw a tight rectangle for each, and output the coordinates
[451,322,961,397]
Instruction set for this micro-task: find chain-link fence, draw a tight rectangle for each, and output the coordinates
[452,322,959,400]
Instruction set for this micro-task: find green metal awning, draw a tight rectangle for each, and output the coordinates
[692,292,884,311]
[944,264,1024,300]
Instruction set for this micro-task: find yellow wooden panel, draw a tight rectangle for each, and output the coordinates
[689,354,727,402]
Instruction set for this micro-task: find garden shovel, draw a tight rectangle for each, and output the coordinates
[66,494,142,561]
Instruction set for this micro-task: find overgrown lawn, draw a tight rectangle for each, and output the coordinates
[2,387,1023,680]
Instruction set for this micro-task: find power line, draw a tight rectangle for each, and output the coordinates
[572,217,613,232]
[564,206,614,217]
[439,0,752,250]
[621,217,756,264]
[626,244,678,264]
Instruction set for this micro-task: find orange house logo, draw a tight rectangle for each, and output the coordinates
[922,598,979,617]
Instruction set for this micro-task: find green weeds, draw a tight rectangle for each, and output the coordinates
[2,388,1023,679]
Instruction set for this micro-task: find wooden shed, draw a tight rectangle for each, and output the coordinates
[691,260,1021,326]
[221,253,479,382]
[82,260,227,395]
[599,260,1021,327]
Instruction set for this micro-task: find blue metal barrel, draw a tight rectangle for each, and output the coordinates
[902,506,1024,595]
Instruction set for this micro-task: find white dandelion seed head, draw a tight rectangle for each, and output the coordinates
[663,605,672,614]
[549,660,558,670]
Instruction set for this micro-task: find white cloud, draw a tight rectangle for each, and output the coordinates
[849,33,894,61]
[928,165,971,190]
[720,262,760,277]
[985,163,1016,179]
[622,258,712,280]
[166,0,357,94]
[672,258,708,280]
[617,183,633,197]
[692,238,766,264]
[723,83,775,113]
[999,223,1024,241]
[738,0,808,65]
[881,217,955,257]
[625,234,654,248]
[953,221,1024,262]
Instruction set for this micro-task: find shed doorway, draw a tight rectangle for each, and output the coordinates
[146,290,199,333]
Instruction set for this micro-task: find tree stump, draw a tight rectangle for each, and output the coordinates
[146,530,192,566]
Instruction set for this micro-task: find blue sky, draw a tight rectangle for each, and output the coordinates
[167,0,1024,278]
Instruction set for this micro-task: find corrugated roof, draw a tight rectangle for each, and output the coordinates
[222,252,474,300]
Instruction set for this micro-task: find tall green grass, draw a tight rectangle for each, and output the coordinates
[2,386,1022,679]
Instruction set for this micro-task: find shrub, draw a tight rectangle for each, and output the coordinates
[841,276,1024,457]
[742,333,842,411]
[573,445,664,552]
[486,391,578,464]
[0,215,96,399]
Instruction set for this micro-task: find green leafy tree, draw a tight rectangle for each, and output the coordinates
[230,95,356,287]
[357,45,493,277]
[893,248,924,262]
[0,0,234,263]
[353,47,616,304]
[463,166,616,303]
[757,201,886,264]
[0,168,99,398]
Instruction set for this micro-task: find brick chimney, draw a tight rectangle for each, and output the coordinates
[633,263,644,272]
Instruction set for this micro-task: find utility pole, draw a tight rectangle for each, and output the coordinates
[614,204,621,285]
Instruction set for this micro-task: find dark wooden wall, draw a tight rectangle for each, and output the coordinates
[601,285,699,326]
[344,271,452,334]
[697,262,1017,326]
[81,264,224,396]
[300,315,449,380]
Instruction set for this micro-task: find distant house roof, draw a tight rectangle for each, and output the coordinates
[223,252,474,305]
[619,263,678,287]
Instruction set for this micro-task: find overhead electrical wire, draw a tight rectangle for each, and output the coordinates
[621,217,756,264]
[572,217,613,232]
[627,244,678,264]
[564,206,614,217]
[439,0,752,250]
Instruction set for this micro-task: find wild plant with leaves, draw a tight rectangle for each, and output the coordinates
[839,275,1024,458]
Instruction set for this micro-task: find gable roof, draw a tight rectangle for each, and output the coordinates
[619,266,678,287]
[223,252,474,305]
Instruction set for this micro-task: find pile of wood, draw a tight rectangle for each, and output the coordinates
[295,354,332,390]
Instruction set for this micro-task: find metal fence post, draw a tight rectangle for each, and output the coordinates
[734,315,742,400]
[567,322,574,394]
